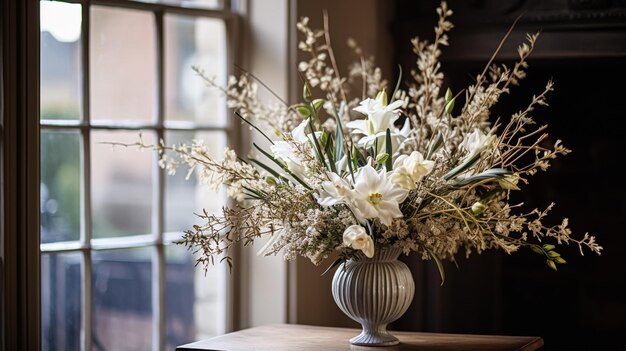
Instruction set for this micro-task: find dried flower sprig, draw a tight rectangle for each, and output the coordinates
[121,1,601,281]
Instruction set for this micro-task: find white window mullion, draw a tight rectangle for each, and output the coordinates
[222,12,240,334]
[81,1,93,350]
[152,9,166,351]
[152,244,166,351]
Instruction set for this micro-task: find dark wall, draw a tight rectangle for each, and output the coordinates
[391,1,626,350]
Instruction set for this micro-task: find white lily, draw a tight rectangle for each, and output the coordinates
[335,154,350,174]
[293,117,324,143]
[316,172,353,207]
[460,128,496,157]
[269,118,323,178]
[270,141,306,177]
[342,224,374,258]
[291,118,310,143]
[347,91,406,150]
[391,151,435,190]
[351,165,409,226]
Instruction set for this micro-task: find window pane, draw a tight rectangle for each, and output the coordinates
[166,244,224,349]
[165,15,226,125]
[91,131,153,238]
[92,248,152,351]
[90,6,156,122]
[164,131,227,233]
[40,1,82,120]
[41,130,81,243]
[41,252,82,351]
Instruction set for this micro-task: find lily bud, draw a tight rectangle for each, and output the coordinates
[471,202,487,216]
[499,174,520,190]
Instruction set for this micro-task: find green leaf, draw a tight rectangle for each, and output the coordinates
[321,258,344,276]
[248,158,289,183]
[312,98,325,111]
[324,133,337,173]
[445,97,456,115]
[426,133,444,159]
[427,248,446,285]
[335,119,344,165]
[253,143,311,190]
[235,111,274,145]
[253,143,285,167]
[548,251,561,258]
[332,100,355,182]
[443,151,483,180]
[320,130,330,146]
[385,128,393,171]
[542,244,555,251]
[303,82,312,102]
[547,260,557,271]
[295,105,311,117]
[555,257,567,264]
[530,245,544,255]
[451,168,512,187]
[308,119,327,168]
[376,153,389,165]
[353,145,367,167]
[445,88,453,103]
[333,101,347,157]
[242,185,266,200]
[264,175,277,185]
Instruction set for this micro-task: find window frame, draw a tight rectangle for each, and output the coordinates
[2,0,244,350]
[1,0,41,350]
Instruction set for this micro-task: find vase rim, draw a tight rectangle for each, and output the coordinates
[352,245,402,262]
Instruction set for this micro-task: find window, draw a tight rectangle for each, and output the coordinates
[39,1,238,350]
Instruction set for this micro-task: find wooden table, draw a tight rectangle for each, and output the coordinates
[176,324,544,351]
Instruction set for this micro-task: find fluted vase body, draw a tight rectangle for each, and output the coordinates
[331,246,415,346]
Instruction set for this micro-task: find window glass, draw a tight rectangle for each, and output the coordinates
[92,248,153,350]
[91,130,154,238]
[41,252,82,351]
[41,130,81,243]
[90,6,156,122]
[166,244,224,349]
[40,1,82,121]
[165,14,227,125]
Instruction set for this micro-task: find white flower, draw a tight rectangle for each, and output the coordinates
[335,154,350,174]
[269,118,322,178]
[460,128,495,157]
[351,165,409,226]
[343,224,374,258]
[291,117,323,144]
[352,93,404,134]
[270,141,305,177]
[346,91,406,150]
[291,118,310,143]
[391,151,435,190]
[315,172,353,207]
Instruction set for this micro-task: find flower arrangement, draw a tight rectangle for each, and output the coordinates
[151,1,602,280]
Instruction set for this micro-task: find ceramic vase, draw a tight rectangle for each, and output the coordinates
[331,246,415,346]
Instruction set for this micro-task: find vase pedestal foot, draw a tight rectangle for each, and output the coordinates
[350,328,400,346]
